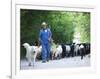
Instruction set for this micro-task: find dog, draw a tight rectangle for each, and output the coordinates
[23,43,42,66]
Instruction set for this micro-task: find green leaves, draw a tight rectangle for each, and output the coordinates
[21,9,90,44]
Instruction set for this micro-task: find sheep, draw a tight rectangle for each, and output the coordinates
[23,43,42,66]
[55,45,62,59]
[74,44,80,56]
[65,45,71,57]
[79,44,85,60]
[50,42,57,60]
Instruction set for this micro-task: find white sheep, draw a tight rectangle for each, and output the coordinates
[23,43,42,66]
[65,45,71,57]
[50,42,57,60]
[55,45,62,59]
[74,44,80,56]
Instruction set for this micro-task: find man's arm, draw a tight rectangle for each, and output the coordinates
[48,28,52,42]
[39,30,42,43]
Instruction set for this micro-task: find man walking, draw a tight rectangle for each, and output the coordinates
[39,22,52,63]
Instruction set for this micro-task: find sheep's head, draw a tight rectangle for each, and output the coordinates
[22,43,30,48]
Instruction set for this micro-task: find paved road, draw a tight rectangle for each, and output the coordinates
[20,55,90,70]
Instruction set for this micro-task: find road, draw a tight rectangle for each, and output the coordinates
[20,55,90,70]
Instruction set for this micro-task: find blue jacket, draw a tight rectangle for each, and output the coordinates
[39,28,52,44]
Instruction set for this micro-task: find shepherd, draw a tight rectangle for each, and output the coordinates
[39,22,52,63]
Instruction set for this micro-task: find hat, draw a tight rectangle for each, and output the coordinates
[41,22,47,26]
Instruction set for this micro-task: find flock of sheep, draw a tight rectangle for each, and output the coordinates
[22,42,90,66]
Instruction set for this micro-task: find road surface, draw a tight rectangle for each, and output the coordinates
[20,55,90,70]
